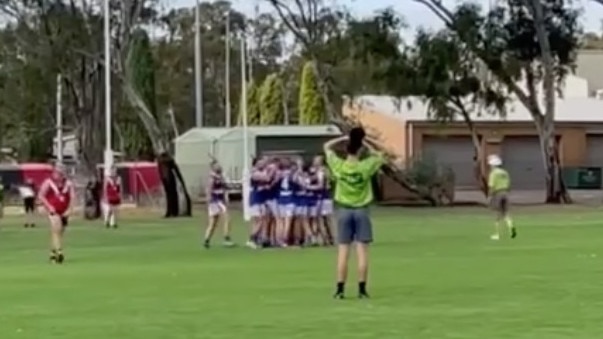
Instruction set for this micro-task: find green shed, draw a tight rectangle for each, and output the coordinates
[174,127,232,197]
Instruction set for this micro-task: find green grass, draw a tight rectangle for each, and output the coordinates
[2,206,603,339]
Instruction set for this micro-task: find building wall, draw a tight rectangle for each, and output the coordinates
[409,122,592,168]
[342,104,407,160]
[577,50,603,94]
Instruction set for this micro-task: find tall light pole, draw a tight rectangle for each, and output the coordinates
[240,36,250,222]
[103,0,113,174]
[225,10,231,127]
[55,74,63,164]
[194,0,203,127]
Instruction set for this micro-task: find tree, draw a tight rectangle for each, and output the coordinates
[413,0,580,203]
[259,73,284,125]
[237,80,261,125]
[298,61,326,124]
[122,28,157,159]
[383,30,507,195]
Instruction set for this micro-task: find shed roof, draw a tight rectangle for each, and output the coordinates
[349,95,603,123]
[244,125,341,136]
[175,127,234,143]
[176,125,341,142]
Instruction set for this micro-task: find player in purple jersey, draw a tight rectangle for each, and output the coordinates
[247,157,270,249]
[203,161,234,248]
[313,155,334,246]
[264,158,281,246]
[292,160,315,246]
[275,158,296,247]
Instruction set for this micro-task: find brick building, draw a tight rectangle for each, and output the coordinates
[343,76,603,194]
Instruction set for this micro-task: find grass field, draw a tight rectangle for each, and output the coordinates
[2,206,603,339]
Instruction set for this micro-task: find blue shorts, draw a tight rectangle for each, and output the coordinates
[336,207,372,244]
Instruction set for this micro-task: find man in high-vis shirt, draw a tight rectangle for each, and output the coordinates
[487,154,517,240]
[324,127,384,299]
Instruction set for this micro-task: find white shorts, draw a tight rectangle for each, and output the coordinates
[307,205,319,217]
[249,204,265,217]
[102,202,118,214]
[208,201,227,217]
[295,205,307,216]
[320,199,333,216]
[278,203,295,218]
[265,199,278,215]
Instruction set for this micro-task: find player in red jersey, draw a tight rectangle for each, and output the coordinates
[103,167,121,229]
[37,164,75,264]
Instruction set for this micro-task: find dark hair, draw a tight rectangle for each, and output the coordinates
[347,127,365,155]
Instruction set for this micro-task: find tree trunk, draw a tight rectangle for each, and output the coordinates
[157,152,191,217]
[530,0,571,204]
[123,80,193,216]
[539,121,571,203]
[458,108,487,196]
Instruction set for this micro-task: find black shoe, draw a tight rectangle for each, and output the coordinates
[105,223,110,229]
[511,227,517,239]
[24,224,28,228]
[358,292,370,299]
[56,253,65,264]
[49,255,56,263]
[112,224,118,229]
[203,241,210,249]
[31,224,35,228]
[333,292,345,299]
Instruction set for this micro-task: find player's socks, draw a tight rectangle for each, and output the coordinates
[505,217,517,238]
[56,250,64,264]
[223,236,234,247]
[203,239,210,249]
[333,282,345,299]
[358,282,369,298]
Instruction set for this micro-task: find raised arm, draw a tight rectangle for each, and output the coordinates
[362,138,386,176]
[323,136,348,173]
[323,135,348,154]
[250,169,269,182]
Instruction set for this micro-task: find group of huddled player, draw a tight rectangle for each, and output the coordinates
[201,155,334,249]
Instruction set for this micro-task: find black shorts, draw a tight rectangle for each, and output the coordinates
[23,197,35,213]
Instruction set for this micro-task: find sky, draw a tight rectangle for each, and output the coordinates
[166,0,603,40]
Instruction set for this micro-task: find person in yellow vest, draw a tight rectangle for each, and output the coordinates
[487,154,516,240]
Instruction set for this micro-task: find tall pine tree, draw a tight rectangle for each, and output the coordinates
[298,61,325,125]
[259,73,284,125]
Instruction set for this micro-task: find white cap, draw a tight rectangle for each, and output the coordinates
[487,154,502,166]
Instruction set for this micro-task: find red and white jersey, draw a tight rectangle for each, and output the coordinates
[104,176,122,204]
[41,178,73,215]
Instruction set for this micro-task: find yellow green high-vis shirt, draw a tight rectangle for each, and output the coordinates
[488,167,510,193]
[325,150,384,207]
